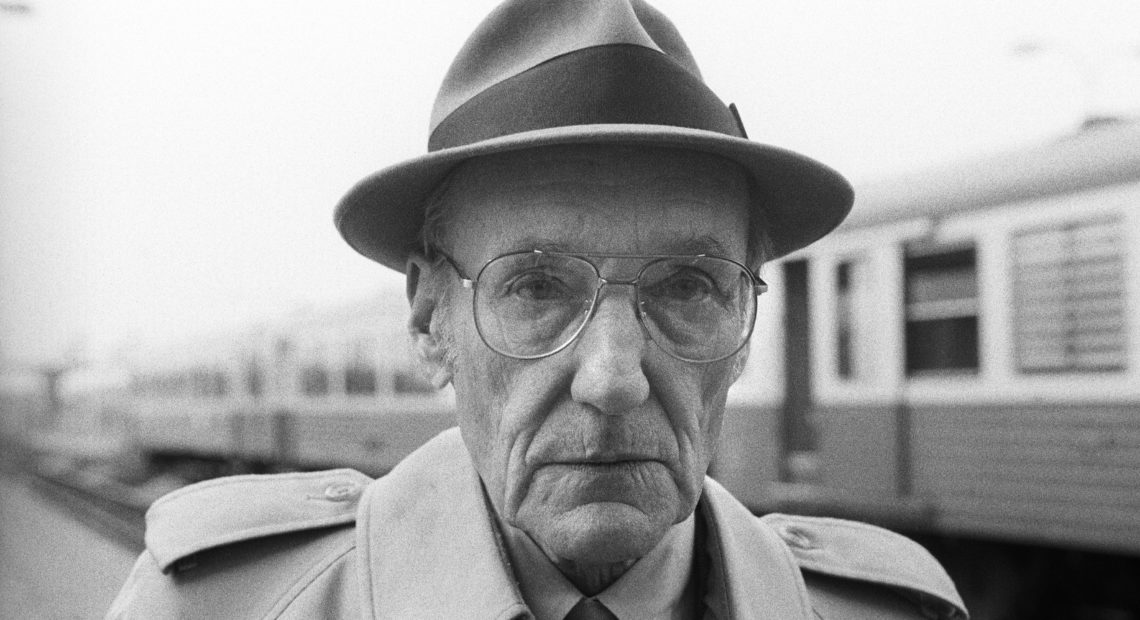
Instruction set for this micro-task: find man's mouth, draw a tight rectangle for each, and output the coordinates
[559,460,652,473]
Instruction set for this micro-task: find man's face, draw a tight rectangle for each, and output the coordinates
[428,145,751,565]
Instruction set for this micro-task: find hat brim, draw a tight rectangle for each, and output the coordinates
[334,123,853,272]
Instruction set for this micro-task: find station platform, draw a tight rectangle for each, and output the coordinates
[0,473,139,619]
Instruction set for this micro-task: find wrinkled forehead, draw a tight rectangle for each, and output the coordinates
[436,144,752,265]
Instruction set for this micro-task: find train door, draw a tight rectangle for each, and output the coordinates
[780,259,819,484]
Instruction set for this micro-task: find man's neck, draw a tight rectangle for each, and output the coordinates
[492,508,700,620]
[551,557,637,596]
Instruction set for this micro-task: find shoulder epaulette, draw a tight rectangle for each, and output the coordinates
[761,513,968,619]
[145,468,372,573]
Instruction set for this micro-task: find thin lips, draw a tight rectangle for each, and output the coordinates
[554,453,659,465]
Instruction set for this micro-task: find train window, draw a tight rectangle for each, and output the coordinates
[275,337,293,359]
[781,259,819,483]
[211,372,228,397]
[393,370,436,394]
[245,361,264,397]
[1012,217,1127,372]
[344,364,377,395]
[904,245,979,375]
[300,365,330,396]
[192,370,211,396]
[187,369,228,398]
[836,261,855,379]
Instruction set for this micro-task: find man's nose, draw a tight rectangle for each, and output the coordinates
[569,289,651,414]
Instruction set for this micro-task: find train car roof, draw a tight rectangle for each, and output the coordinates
[840,118,1140,231]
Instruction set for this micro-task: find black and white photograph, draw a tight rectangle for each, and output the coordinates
[2,1,1138,618]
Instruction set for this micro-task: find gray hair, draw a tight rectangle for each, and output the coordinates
[417,173,457,264]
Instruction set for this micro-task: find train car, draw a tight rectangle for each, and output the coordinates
[1,364,130,463]
[0,368,51,468]
[125,288,454,477]
[0,368,48,438]
[257,292,454,474]
[126,327,261,464]
[714,119,1140,615]
[49,366,132,459]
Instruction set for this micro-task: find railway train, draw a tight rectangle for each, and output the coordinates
[4,119,1138,618]
[717,117,1139,548]
[115,291,455,477]
[1,291,453,479]
[713,118,1140,617]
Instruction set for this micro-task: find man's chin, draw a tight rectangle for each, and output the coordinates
[536,502,670,565]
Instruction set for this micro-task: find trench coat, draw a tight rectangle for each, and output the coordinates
[108,428,967,619]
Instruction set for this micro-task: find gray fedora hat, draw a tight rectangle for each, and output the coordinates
[335,0,853,272]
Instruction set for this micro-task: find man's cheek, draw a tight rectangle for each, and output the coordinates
[696,361,736,409]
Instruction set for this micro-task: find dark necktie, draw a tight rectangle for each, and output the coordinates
[563,597,619,620]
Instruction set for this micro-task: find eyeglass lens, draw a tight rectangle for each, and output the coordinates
[472,253,756,361]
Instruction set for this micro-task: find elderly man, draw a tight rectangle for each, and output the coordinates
[111,1,966,618]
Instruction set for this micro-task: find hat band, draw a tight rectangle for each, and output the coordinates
[428,44,743,152]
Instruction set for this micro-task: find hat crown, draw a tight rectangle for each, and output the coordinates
[430,0,705,132]
[334,0,853,273]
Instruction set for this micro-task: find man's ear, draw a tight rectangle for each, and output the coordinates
[406,252,453,388]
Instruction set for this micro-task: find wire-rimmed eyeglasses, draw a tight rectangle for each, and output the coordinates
[437,249,767,363]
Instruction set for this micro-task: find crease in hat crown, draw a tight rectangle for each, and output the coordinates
[430,0,695,132]
[335,0,854,272]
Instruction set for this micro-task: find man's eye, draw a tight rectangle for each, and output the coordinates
[646,272,715,302]
[507,273,570,301]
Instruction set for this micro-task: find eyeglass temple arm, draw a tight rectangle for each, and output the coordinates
[432,248,476,286]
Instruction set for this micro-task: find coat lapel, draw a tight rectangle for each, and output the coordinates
[699,478,815,620]
[356,428,528,619]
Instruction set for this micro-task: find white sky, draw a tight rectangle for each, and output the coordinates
[1,0,1139,364]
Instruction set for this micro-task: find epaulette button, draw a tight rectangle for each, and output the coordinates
[323,481,363,502]
[776,523,815,550]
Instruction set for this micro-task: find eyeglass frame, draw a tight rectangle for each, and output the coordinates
[433,248,769,363]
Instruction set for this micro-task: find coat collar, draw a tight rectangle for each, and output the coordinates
[356,429,813,620]
[356,428,528,619]
[699,477,815,619]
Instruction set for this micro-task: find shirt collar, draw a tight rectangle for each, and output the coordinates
[597,513,696,620]
[497,511,696,620]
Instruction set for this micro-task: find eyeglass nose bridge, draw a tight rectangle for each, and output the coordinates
[581,275,652,332]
